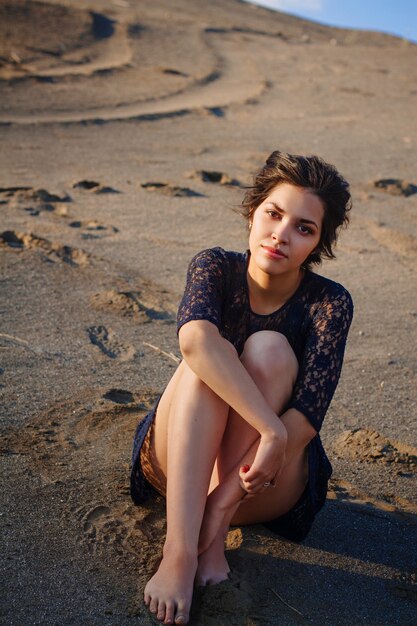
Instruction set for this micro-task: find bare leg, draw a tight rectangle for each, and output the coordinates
[143,332,310,620]
[144,361,231,625]
[196,332,308,583]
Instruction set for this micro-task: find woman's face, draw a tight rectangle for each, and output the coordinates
[248,183,324,278]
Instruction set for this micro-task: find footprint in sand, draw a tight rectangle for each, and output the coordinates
[69,219,119,239]
[83,505,112,533]
[82,505,129,556]
[105,388,159,411]
[79,502,165,560]
[0,187,72,203]
[187,169,240,186]
[0,186,72,217]
[24,204,69,217]
[2,387,168,569]
[372,178,417,197]
[90,289,175,322]
[0,185,32,194]
[161,67,189,77]
[140,181,203,197]
[86,325,135,360]
[72,180,120,194]
[1,186,122,231]
[102,389,135,404]
[2,387,160,465]
[0,230,90,266]
[1,184,120,232]
[333,428,417,471]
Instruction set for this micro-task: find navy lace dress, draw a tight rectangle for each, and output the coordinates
[131,247,353,541]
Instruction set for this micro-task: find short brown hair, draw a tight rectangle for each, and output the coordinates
[241,151,351,268]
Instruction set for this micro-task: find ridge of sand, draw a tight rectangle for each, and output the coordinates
[0,19,132,81]
[0,29,268,125]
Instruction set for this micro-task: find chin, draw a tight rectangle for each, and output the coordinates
[257,258,284,275]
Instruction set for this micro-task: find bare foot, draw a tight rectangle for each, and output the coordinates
[144,549,198,625]
[195,532,231,586]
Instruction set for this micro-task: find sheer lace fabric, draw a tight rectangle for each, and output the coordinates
[177,247,353,432]
[131,247,353,541]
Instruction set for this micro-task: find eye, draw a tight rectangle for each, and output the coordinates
[266,208,281,219]
[298,224,313,235]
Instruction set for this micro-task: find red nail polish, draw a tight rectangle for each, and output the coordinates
[241,464,250,473]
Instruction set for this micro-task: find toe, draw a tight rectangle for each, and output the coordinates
[164,602,175,624]
[149,597,158,614]
[175,600,189,625]
[157,600,166,622]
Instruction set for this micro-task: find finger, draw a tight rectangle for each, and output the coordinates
[238,477,249,494]
[243,475,277,492]
[238,465,252,484]
[241,479,267,494]
[241,467,264,484]
[241,469,271,485]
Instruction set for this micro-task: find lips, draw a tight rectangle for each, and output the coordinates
[262,245,288,259]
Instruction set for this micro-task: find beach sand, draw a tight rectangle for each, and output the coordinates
[0,0,416,624]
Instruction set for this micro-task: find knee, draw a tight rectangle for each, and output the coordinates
[241,331,298,385]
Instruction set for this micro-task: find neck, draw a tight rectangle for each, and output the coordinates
[247,256,304,311]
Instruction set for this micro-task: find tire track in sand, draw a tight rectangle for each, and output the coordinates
[0,31,268,125]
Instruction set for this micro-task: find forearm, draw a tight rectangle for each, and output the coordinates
[280,408,317,465]
[179,321,286,441]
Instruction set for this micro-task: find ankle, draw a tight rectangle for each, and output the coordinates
[163,540,198,562]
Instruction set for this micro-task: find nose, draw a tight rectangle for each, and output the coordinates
[272,219,289,243]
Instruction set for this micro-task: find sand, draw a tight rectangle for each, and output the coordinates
[0,0,416,624]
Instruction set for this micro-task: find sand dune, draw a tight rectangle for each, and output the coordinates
[1,27,268,124]
[1,0,416,624]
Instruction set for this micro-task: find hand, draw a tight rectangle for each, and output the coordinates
[238,428,287,494]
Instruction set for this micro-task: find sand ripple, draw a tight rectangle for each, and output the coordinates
[0,3,269,125]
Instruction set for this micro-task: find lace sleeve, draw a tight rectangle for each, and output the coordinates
[176,247,228,334]
[287,287,354,432]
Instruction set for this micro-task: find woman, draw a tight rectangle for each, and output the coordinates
[131,151,353,625]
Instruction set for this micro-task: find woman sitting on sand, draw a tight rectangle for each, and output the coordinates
[131,150,353,625]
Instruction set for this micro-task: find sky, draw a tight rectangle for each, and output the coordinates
[243,0,417,43]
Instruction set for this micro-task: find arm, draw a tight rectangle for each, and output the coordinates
[288,286,354,432]
[280,408,317,465]
[179,320,288,488]
[273,288,354,469]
